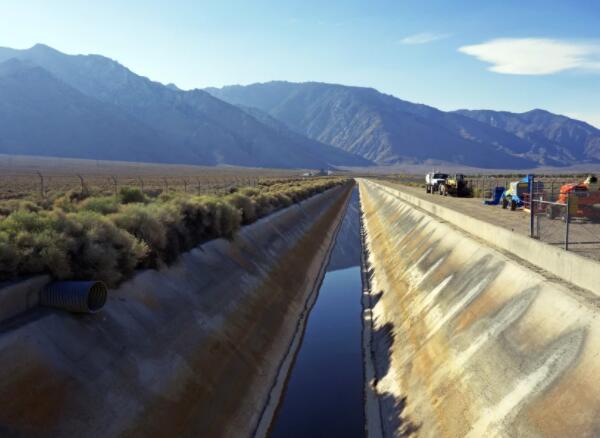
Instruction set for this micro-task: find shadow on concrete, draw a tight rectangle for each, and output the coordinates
[372,321,394,379]
[370,290,383,308]
[372,320,422,437]
[380,393,421,437]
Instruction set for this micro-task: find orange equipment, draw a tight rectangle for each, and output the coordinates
[547,175,600,221]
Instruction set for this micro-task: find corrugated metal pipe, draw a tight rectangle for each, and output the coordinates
[40,281,108,313]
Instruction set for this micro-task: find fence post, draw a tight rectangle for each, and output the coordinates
[110,176,118,196]
[77,174,86,195]
[536,195,542,239]
[138,177,144,193]
[565,192,570,251]
[529,174,535,237]
[36,171,45,198]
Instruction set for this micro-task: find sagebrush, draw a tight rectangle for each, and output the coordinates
[0,177,350,285]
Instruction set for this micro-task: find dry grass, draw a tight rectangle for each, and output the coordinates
[0,154,304,200]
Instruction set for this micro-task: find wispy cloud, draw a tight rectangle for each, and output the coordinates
[398,32,450,45]
[459,38,600,75]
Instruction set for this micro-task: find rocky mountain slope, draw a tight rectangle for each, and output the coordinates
[0,58,174,162]
[207,81,600,168]
[0,45,368,168]
[2,44,598,170]
[455,109,600,165]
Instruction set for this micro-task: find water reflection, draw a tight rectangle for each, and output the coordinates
[269,188,363,438]
[327,189,361,272]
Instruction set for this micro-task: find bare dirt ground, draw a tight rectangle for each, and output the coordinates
[375,180,600,262]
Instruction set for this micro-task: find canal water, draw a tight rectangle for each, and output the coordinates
[269,189,364,438]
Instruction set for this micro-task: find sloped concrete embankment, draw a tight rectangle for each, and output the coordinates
[359,179,600,437]
[0,183,353,437]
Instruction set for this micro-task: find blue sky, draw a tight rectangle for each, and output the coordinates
[1,0,600,127]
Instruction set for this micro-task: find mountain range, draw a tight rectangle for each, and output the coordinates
[1,44,600,169]
[0,44,368,169]
[207,81,600,168]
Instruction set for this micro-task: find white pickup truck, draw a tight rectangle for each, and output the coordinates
[425,172,449,194]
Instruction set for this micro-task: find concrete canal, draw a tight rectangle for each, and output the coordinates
[4,179,600,436]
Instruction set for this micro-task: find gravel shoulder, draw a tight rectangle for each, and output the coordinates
[375,180,600,261]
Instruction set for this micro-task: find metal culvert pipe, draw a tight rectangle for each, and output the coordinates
[40,281,108,313]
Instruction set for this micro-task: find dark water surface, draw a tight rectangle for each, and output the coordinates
[269,190,364,438]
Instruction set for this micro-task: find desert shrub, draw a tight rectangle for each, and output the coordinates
[65,211,145,285]
[144,188,163,198]
[67,189,90,203]
[153,201,188,263]
[199,196,241,240]
[119,187,146,204]
[0,210,65,275]
[53,194,77,213]
[0,209,145,285]
[273,192,293,208]
[248,193,275,218]
[158,191,175,202]
[0,210,68,279]
[174,196,212,244]
[225,193,257,224]
[111,204,167,267]
[239,187,260,197]
[0,176,349,285]
[0,200,42,217]
[0,231,18,275]
[79,196,120,215]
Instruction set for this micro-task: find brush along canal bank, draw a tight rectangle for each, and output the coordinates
[1,178,600,436]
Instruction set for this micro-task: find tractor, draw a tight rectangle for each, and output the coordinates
[546,175,600,221]
[439,174,469,197]
[500,175,541,211]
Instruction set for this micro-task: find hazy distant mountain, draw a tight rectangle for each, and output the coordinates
[207,81,600,168]
[455,109,600,165]
[236,104,371,167]
[0,44,368,168]
[0,58,175,162]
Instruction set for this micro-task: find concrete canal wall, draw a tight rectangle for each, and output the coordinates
[359,179,600,437]
[0,183,353,437]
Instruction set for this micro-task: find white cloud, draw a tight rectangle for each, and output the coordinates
[399,32,450,45]
[459,38,600,75]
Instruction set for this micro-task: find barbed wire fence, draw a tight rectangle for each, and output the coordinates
[0,172,309,201]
